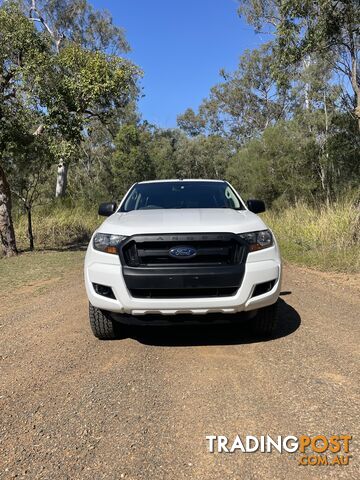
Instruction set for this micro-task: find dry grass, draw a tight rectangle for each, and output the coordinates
[0,250,85,294]
[14,205,100,251]
[9,201,360,273]
[264,200,360,273]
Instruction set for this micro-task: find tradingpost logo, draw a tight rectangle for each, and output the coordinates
[205,434,352,466]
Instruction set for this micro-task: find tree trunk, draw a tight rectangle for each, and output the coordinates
[350,43,360,132]
[26,206,34,251]
[323,91,331,207]
[355,94,360,133]
[303,56,311,111]
[0,163,18,256]
[55,159,68,197]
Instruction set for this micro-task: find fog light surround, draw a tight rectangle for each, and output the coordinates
[93,283,116,299]
[251,280,276,298]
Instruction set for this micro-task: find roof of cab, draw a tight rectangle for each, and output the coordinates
[137,179,225,184]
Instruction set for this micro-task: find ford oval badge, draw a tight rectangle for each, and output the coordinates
[169,246,197,259]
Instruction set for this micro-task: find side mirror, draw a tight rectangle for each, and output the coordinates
[98,202,117,217]
[247,199,266,214]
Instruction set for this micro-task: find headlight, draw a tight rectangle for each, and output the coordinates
[93,233,127,254]
[238,230,273,252]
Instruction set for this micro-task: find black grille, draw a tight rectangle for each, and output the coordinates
[120,233,248,298]
[121,233,247,267]
[129,287,238,299]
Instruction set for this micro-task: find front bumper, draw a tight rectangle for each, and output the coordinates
[84,241,282,316]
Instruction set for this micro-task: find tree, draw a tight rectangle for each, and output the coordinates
[0,164,17,256]
[110,124,156,199]
[29,0,130,54]
[178,44,289,143]
[0,1,140,255]
[27,0,137,197]
[226,120,317,206]
[67,101,140,203]
[238,0,360,131]
[148,128,182,179]
[7,130,53,251]
[288,55,351,204]
[177,108,206,137]
[0,2,49,255]
[174,135,233,179]
[41,42,140,197]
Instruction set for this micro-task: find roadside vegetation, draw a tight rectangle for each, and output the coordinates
[11,197,360,273]
[14,204,100,251]
[0,1,359,275]
[0,249,84,296]
[264,200,360,273]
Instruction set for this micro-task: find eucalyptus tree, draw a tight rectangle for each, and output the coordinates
[177,108,206,137]
[6,125,53,251]
[238,0,360,131]
[0,1,140,255]
[0,2,48,255]
[174,134,234,179]
[178,44,290,143]
[110,123,156,199]
[26,0,139,197]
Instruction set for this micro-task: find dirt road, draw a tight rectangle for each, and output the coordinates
[0,260,359,479]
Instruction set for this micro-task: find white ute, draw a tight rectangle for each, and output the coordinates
[84,180,282,339]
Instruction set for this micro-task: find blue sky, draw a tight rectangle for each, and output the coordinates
[91,0,261,128]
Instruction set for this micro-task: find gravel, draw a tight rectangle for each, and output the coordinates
[0,264,359,479]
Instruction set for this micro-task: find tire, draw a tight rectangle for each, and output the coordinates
[252,302,278,336]
[89,303,119,340]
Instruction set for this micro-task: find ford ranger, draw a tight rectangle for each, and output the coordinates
[84,180,282,339]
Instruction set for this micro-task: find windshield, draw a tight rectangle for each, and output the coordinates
[120,181,244,212]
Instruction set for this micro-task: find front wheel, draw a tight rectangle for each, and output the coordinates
[89,303,122,340]
[252,302,278,336]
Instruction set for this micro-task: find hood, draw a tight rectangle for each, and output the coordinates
[97,208,268,236]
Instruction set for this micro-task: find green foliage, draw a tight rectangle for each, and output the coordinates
[6,128,54,211]
[174,134,233,179]
[177,108,206,137]
[0,3,48,149]
[1,0,359,274]
[57,44,139,115]
[226,108,359,207]
[178,43,289,142]
[226,120,317,204]
[33,43,141,147]
[33,0,130,54]
[0,0,140,252]
[237,0,360,127]
[0,0,140,154]
[109,124,156,198]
